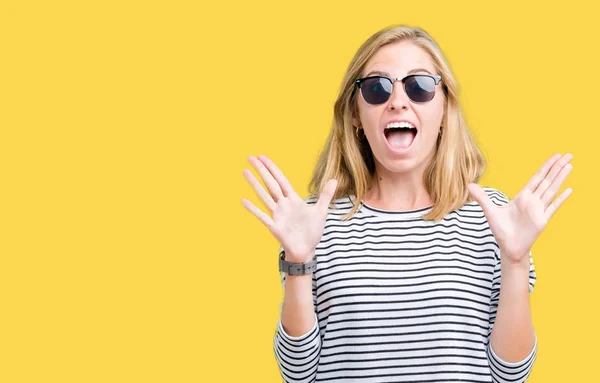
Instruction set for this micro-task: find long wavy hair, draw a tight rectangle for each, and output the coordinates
[308,24,485,221]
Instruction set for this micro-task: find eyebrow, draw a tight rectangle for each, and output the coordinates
[364,68,433,77]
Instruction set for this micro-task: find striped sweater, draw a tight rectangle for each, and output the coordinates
[273,188,537,383]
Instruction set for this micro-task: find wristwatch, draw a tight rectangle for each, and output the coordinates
[279,250,317,276]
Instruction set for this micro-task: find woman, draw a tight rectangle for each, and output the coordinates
[242,25,572,382]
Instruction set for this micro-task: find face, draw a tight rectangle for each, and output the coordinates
[353,40,445,176]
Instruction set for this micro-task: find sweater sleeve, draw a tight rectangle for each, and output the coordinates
[273,245,321,383]
[485,188,538,382]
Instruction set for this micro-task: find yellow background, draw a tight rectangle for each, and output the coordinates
[0,0,597,381]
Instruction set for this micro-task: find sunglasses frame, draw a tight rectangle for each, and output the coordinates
[355,74,443,104]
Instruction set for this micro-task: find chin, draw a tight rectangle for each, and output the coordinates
[377,156,420,174]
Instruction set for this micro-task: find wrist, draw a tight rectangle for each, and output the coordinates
[284,250,315,263]
[279,250,317,276]
[500,247,530,266]
[501,254,530,275]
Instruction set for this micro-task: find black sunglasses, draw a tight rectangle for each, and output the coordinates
[355,74,443,104]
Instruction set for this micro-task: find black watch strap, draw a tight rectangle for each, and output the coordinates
[278,251,317,276]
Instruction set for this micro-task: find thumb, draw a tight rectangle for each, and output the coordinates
[316,179,338,211]
[467,183,494,216]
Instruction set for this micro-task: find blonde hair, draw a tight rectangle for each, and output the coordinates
[308,24,485,221]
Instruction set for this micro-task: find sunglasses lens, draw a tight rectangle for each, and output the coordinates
[360,77,392,104]
[405,75,436,102]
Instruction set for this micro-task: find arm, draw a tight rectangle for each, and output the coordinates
[487,251,538,382]
[241,155,337,382]
[468,155,573,382]
[273,247,321,383]
[280,250,318,336]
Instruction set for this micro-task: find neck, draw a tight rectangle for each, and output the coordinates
[364,164,433,211]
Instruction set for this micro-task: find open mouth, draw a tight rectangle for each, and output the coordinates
[384,126,417,151]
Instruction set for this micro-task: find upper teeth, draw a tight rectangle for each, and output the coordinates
[386,121,415,129]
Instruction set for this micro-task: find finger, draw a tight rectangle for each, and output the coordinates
[316,179,338,211]
[248,156,284,201]
[524,153,562,193]
[258,155,295,197]
[242,169,277,211]
[241,198,274,228]
[540,163,573,208]
[466,183,495,217]
[534,153,573,198]
[545,188,573,220]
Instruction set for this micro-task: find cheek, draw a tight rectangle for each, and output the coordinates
[419,103,445,133]
[359,106,385,131]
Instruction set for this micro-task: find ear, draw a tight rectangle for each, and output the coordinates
[352,117,361,127]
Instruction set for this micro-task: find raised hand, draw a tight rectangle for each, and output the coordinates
[467,153,573,265]
[242,155,338,262]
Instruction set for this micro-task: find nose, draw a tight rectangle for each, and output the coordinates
[388,79,409,110]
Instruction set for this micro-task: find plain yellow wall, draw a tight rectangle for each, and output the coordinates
[1,0,597,382]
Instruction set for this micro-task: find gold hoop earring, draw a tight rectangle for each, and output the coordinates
[354,125,363,139]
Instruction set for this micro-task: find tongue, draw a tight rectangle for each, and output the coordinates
[387,130,415,149]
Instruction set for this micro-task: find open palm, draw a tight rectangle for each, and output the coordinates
[241,155,338,262]
[467,154,573,264]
